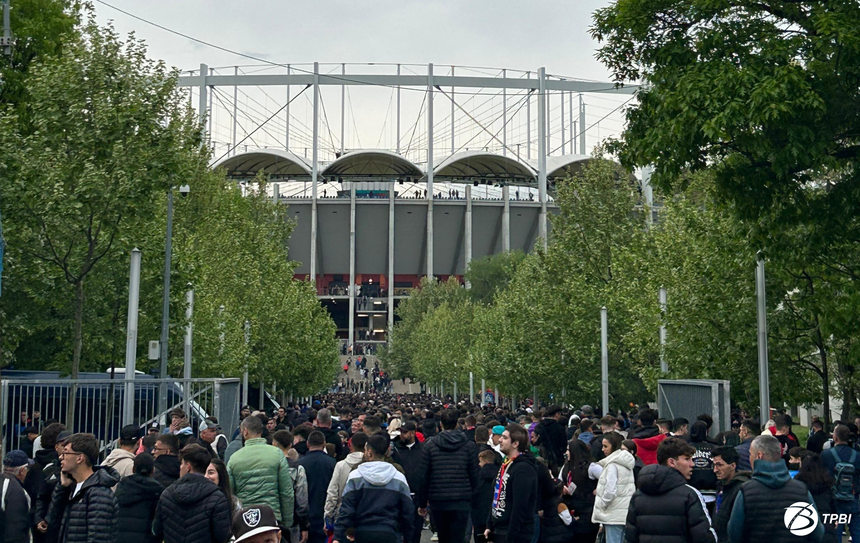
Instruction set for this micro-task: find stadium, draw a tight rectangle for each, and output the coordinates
[179,62,643,348]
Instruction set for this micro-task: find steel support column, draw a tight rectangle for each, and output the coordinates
[601,306,609,415]
[426,63,435,278]
[123,249,141,426]
[349,183,356,349]
[286,65,291,150]
[756,256,770,421]
[231,66,238,155]
[537,68,548,248]
[465,185,473,287]
[579,94,586,155]
[388,186,395,329]
[502,185,511,252]
[310,62,320,287]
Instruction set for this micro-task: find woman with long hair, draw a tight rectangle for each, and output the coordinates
[204,459,241,512]
[592,432,636,543]
[560,439,601,542]
[796,453,838,543]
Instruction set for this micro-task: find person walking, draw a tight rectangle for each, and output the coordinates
[324,432,367,523]
[592,432,635,543]
[484,424,538,543]
[711,446,750,542]
[298,431,336,543]
[418,409,479,543]
[102,425,140,482]
[314,409,346,461]
[153,444,232,543]
[227,415,295,527]
[2,450,36,543]
[332,434,413,543]
[727,434,823,543]
[391,422,425,543]
[624,437,717,543]
[819,424,860,541]
[272,431,309,543]
[115,453,163,543]
[51,433,119,543]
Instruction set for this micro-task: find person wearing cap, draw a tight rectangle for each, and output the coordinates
[490,425,505,456]
[3,450,35,543]
[52,433,119,543]
[115,453,163,543]
[101,425,140,482]
[147,423,160,436]
[232,504,282,543]
[199,418,228,461]
[154,444,231,543]
[333,434,413,543]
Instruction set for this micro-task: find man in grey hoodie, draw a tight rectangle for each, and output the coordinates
[101,425,139,482]
[324,432,368,521]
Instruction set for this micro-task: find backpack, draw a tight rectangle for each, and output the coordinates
[830,447,858,501]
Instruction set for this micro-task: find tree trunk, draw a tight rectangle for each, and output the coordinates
[842,382,854,422]
[820,344,830,427]
[66,279,84,430]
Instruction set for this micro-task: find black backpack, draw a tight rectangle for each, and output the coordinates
[829,447,857,502]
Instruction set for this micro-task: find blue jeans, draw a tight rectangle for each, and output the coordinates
[529,514,540,543]
[835,500,860,542]
[604,525,625,543]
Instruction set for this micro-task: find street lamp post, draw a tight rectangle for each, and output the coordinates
[158,184,190,420]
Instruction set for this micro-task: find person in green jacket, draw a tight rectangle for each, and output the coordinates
[227,415,295,526]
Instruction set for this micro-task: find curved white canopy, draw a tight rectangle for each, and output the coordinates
[214,149,313,178]
[434,151,536,182]
[321,149,423,178]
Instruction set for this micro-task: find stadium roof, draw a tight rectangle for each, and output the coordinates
[322,149,423,178]
[434,151,536,182]
[213,149,312,178]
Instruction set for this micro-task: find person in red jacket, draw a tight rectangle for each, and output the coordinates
[633,420,670,465]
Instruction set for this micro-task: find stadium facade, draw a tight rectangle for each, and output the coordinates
[178,63,645,348]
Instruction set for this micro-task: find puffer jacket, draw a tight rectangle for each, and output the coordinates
[333,461,413,543]
[152,455,180,489]
[227,437,294,525]
[592,449,636,526]
[153,473,231,543]
[102,448,136,481]
[419,430,479,510]
[51,466,120,543]
[625,464,717,543]
[324,451,364,520]
[115,474,163,543]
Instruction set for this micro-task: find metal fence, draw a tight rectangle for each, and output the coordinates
[1,377,240,455]
[657,379,731,437]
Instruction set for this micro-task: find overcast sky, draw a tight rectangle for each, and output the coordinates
[93,0,629,161]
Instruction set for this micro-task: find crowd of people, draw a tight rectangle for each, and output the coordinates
[3,398,856,543]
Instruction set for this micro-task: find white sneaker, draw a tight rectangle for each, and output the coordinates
[431,534,438,541]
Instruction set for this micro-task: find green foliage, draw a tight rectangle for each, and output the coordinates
[465,250,526,305]
[0,14,338,397]
[591,0,860,234]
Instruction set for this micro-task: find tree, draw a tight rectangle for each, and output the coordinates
[0,16,203,424]
[465,250,526,305]
[591,0,860,235]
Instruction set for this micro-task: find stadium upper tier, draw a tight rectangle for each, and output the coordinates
[214,148,601,187]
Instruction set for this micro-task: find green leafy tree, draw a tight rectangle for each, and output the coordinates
[465,250,526,305]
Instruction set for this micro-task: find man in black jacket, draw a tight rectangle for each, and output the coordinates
[391,422,425,543]
[485,424,538,543]
[418,409,479,543]
[314,409,346,461]
[2,450,36,543]
[625,437,717,543]
[711,446,750,542]
[298,431,336,543]
[805,419,827,454]
[533,406,566,474]
[152,434,181,488]
[628,410,660,440]
[51,433,119,543]
[153,444,231,543]
[33,423,66,543]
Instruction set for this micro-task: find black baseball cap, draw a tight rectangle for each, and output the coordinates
[120,425,140,441]
[232,505,281,543]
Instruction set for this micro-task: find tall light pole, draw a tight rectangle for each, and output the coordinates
[756,254,770,422]
[158,184,189,419]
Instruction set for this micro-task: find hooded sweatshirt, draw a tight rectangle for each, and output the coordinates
[420,429,479,510]
[727,460,823,543]
[102,448,136,481]
[625,464,716,543]
[115,474,163,543]
[324,451,365,520]
[487,453,538,543]
[333,461,414,542]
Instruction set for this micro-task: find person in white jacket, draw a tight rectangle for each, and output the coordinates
[324,432,368,522]
[592,432,636,543]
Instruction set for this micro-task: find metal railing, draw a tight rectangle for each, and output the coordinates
[1,377,240,456]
